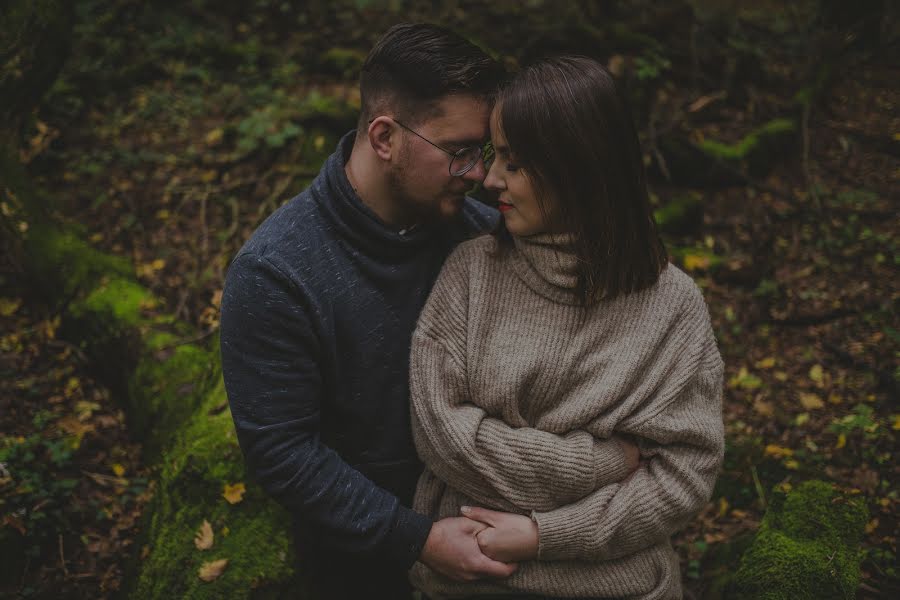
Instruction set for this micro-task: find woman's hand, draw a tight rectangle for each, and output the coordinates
[461,506,539,562]
[615,435,641,476]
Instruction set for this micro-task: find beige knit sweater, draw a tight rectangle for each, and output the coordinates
[408,234,724,599]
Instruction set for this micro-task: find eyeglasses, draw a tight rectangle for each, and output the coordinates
[371,117,486,177]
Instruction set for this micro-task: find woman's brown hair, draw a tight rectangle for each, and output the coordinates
[496,55,667,303]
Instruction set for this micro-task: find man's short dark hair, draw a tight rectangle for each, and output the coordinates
[358,23,504,132]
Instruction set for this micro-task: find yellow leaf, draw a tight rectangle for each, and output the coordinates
[764,444,793,459]
[151,259,166,271]
[798,392,824,410]
[774,371,788,382]
[194,519,214,550]
[835,433,846,449]
[200,169,217,183]
[828,393,842,405]
[314,135,325,151]
[205,128,224,146]
[865,518,879,534]
[683,253,711,271]
[808,364,825,385]
[892,415,900,431]
[75,400,100,421]
[155,209,170,220]
[112,463,126,477]
[0,298,22,317]
[197,558,228,582]
[795,413,810,426]
[222,483,245,505]
[755,357,776,369]
[717,497,729,517]
[784,459,799,470]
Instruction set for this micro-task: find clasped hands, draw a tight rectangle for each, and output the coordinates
[420,436,640,581]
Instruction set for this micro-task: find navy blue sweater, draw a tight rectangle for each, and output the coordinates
[220,132,497,578]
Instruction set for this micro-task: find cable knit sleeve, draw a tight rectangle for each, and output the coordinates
[410,243,632,512]
[532,295,725,561]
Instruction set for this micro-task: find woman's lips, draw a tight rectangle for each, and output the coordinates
[498,201,513,212]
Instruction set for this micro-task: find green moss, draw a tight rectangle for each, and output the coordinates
[698,118,796,161]
[128,342,216,454]
[700,119,797,160]
[73,277,151,326]
[24,223,133,296]
[729,480,868,600]
[654,192,703,234]
[132,380,296,599]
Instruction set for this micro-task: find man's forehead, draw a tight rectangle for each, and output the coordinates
[426,94,491,140]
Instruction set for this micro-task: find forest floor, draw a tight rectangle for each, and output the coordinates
[2,1,897,598]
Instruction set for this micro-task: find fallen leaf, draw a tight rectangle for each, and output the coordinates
[753,397,775,417]
[795,413,810,426]
[198,558,228,582]
[683,253,711,271]
[112,463,126,477]
[865,518,879,534]
[809,364,825,385]
[194,520,214,550]
[728,367,762,391]
[764,444,793,459]
[0,298,22,317]
[755,357,776,369]
[223,482,245,505]
[892,415,900,431]
[835,433,847,449]
[799,392,824,410]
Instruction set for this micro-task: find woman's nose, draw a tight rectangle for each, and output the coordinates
[482,160,504,191]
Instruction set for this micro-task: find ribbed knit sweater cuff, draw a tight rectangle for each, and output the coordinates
[592,437,631,488]
[383,505,433,569]
[532,501,594,561]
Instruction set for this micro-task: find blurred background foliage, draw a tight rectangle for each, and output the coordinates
[1,0,897,597]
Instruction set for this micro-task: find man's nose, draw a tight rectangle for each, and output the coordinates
[462,156,487,183]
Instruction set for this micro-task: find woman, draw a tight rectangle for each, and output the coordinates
[408,56,724,599]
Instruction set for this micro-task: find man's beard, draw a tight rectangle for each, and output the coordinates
[387,146,464,226]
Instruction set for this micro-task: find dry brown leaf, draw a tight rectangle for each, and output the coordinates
[753,397,775,417]
[222,482,245,505]
[798,392,824,410]
[198,558,228,582]
[194,519,214,550]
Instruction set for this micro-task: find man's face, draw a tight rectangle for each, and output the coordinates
[388,94,490,224]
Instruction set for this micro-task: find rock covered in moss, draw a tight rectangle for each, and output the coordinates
[728,480,868,600]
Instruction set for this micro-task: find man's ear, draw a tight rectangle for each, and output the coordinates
[367,116,395,162]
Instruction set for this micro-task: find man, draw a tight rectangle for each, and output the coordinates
[220,23,513,597]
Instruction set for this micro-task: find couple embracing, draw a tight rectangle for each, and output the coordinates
[220,23,724,600]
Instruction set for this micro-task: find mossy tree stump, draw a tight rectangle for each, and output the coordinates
[728,480,869,600]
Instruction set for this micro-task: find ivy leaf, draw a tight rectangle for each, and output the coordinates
[222,482,245,505]
[194,519,214,550]
[197,558,228,582]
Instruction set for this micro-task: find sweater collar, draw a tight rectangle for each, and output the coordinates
[311,131,444,258]
[510,233,584,305]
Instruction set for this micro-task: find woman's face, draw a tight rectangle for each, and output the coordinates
[483,107,554,237]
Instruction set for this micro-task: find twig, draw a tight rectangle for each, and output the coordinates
[59,534,68,577]
[750,465,767,510]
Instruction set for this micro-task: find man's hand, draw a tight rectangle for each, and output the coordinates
[461,506,539,563]
[419,516,518,582]
[616,435,641,476]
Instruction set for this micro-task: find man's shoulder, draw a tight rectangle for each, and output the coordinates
[458,197,499,237]
[234,189,329,267]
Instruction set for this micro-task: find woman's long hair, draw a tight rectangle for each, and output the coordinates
[496,55,667,304]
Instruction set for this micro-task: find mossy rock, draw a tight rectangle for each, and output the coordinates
[20,222,300,598]
[130,378,298,599]
[727,480,868,600]
[658,118,797,186]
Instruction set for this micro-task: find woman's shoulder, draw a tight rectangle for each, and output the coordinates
[651,263,710,310]
[444,233,502,270]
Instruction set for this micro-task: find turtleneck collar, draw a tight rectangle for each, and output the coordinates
[310,131,444,260]
[510,233,585,305]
